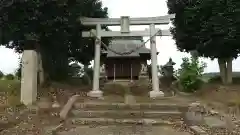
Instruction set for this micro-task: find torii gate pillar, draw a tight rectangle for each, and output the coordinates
[87,24,103,98]
[149,24,164,98]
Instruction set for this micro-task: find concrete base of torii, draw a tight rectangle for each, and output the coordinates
[87,90,103,98]
[20,50,38,105]
[149,90,164,99]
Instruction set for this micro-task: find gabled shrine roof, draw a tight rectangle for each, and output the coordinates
[102,37,152,58]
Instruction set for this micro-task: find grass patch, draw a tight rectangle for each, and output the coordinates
[0,79,21,106]
[0,79,20,92]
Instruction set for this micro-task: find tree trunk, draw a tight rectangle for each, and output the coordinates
[226,57,233,84]
[35,42,45,87]
[38,52,45,86]
[218,58,227,84]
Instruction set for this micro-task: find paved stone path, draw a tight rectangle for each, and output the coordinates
[58,125,191,135]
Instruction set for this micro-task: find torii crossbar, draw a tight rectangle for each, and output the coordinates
[80,14,175,98]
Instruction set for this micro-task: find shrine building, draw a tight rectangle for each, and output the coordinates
[100,37,157,81]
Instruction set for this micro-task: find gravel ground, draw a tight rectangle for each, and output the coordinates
[0,112,62,135]
[200,124,240,135]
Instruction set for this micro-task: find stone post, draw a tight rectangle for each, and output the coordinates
[88,24,103,98]
[149,24,164,98]
[20,40,38,105]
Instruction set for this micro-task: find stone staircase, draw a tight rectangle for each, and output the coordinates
[55,101,189,135]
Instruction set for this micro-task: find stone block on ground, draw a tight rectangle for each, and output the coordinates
[184,111,204,126]
[223,115,236,131]
[204,116,226,128]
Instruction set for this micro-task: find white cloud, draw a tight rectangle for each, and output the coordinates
[0,46,20,74]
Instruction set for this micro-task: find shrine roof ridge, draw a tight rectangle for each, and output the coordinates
[102,38,159,57]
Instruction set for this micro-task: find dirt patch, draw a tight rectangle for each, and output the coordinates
[0,113,63,135]
[2,80,240,134]
[193,83,240,121]
[195,84,240,105]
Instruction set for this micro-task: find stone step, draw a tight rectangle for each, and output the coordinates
[67,118,179,126]
[57,125,192,135]
[71,110,182,119]
[73,103,186,111]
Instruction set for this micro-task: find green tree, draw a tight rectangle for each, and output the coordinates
[176,57,207,92]
[167,0,240,84]
[15,62,22,79]
[0,0,109,82]
[5,74,14,80]
[0,71,4,79]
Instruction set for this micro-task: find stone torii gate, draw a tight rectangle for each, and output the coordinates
[81,14,175,98]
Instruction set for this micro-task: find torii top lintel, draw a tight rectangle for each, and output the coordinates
[79,14,175,26]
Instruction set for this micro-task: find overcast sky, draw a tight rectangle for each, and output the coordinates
[1,0,240,74]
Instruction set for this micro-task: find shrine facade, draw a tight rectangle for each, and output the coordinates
[100,37,156,81]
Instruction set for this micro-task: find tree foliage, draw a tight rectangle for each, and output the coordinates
[0,71,4,79]
[167,0,240,58]
[0,0,109,81]
[15,62,22,79]
[176,57,207,93]
[167,0,240,84]
[5,73,14,80]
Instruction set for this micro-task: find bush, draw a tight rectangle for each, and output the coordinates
[5,74,15,80]
[176,57,207,93]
